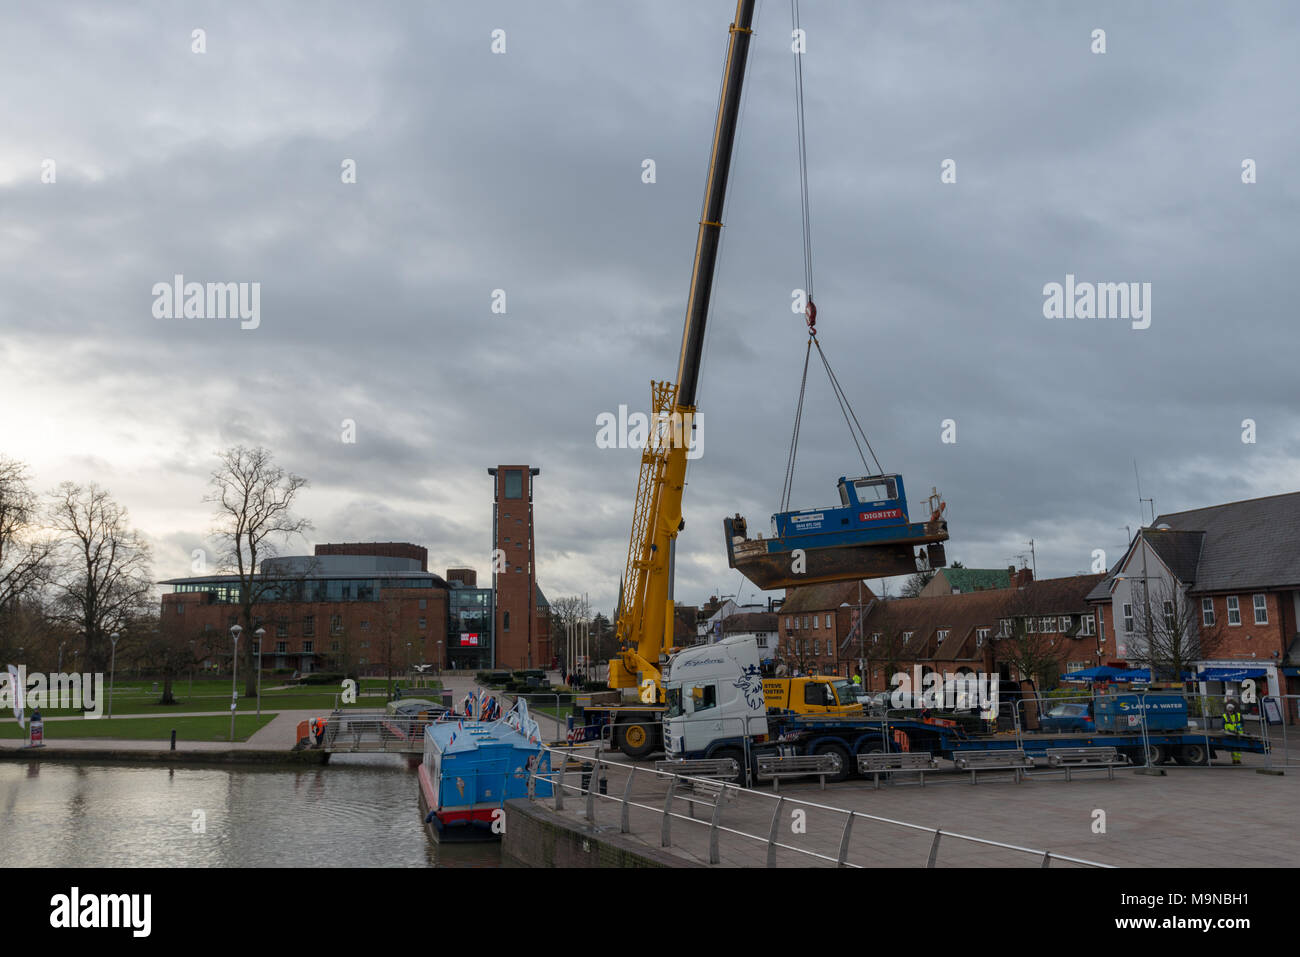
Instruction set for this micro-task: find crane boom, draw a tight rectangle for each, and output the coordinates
[609,0,756,706]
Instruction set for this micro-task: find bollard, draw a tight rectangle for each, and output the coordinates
[599,766,608,795]
[170,730,177,751]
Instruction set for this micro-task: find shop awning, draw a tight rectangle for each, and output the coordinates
[1196,667,1267,681]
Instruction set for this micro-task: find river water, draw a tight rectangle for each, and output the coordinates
[0,755,500,868]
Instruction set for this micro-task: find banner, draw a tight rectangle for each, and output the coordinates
[6,664,25,729]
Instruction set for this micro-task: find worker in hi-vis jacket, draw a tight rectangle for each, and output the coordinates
[1223,700,1244,765]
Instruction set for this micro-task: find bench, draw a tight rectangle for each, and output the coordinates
[1045,746,1126,781]
[754,753,839,792]
[857,752,939,789]
[953,749,1034,784]
[655,758,739,817]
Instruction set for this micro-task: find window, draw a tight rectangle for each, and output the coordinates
[902,631,913,640]
[303,641,313,654]
[1059,616,1072,633]
[276,619,288,638]
[853,478,896,503]
[1027,618,1037,634]
[303,616,315,637]
[813,639,821,655]
[275,641,286,654]
[1253,594,1268,625]
[1227,596,1241,626]
[175,603,184,615]
[976,628,989,646]
[803,616,809,629]
[418,618,427,630]
[756,636,767,649]
[812,616,818,630]
[1163,600,1175,630]
[418,599,427,610]
[360,620,369,631]
[1202,598,1215,627]
[937,630,949,641]
[997,619,1011,637]
[330,615,343,635]
[360,640,370,649]
[504,611,511,632]
[690,684,717,712]
[504,469,523,499]
[1066,661,1088,673]
[1123,603,1134,633]
[785,616,792,629]
[825,614,832,629]
[804,683,836,707]
[1080,615,1096,637]
[871,633,880,645]
[1040,617,1055,634]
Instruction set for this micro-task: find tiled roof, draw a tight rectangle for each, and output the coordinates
[940,568,1011,593]
[1155,492,1300,592]
[723,612,779,633]
[862,574,1106,661]
[781,580,876,614]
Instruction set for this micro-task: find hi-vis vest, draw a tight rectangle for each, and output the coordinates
[1225,712,1243,733]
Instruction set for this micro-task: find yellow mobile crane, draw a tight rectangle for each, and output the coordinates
[578,0,756,758]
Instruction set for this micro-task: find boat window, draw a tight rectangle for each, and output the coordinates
[838,483,850,507]
[854,478,895,503]
[690,683,717,713]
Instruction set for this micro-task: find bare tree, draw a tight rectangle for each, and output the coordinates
[45,482,154,675]
[550,595,587,673]
[0,457,52,620]
[991,586,1061,691]
[899,569,935,598]
[206,446,310,697]
[1126,579,1222,684]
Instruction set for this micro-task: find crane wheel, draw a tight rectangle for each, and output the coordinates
[617,720,656,759]
[811,741,852,783]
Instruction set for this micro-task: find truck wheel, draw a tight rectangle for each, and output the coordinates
[811,742,852,783]
[711,747,747,786]
[617,720,657,759]
[1175,743,1209,766]
[1143,744,1170,765]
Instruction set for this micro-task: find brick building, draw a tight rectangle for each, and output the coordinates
[160,543,450,675]
[838,573,1106,692]
[1086,491,1300,713]
[778,580,877,676]
[489,465,551,669]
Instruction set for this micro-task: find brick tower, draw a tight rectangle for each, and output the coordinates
[488,465,540,669]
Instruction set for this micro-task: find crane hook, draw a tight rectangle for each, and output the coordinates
[805,299,817,337]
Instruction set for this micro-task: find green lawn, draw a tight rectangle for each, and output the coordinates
[21,678,438,718]
[0,713,277,742]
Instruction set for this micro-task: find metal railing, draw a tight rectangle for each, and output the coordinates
[524,744,1110,868]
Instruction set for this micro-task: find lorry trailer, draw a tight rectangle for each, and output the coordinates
[661,637,1269,781]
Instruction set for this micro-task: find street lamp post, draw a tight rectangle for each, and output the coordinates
[108,632,120,718]
[255,628,265,719]
[229,624,242,741]
[57,641,65,673]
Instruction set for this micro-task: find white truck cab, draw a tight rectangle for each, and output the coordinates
[663,635,768,760]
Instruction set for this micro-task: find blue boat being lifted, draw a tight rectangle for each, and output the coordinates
[724,472,948,590]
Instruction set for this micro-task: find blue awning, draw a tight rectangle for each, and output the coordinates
[1197,667,1267,681]
[1283,667,1300,678]
[1062,666,1150,682]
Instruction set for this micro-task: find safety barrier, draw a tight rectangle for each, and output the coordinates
[525,745,1111,868]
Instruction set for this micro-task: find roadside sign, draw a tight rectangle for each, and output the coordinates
[1262,697,1283,726]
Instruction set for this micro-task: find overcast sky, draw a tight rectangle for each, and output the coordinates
[2,0,1297,615]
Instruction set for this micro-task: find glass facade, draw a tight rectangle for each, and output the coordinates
[447,587,494,670]
[171,577,434,603]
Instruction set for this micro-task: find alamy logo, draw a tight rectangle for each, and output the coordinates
[1042,274,1150,329]
[50,888,151,937]
[890,667,998,718]
[595,405,703,460]
[152,274,261,329]
[0,667,104,718]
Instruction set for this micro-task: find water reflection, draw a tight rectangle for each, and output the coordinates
[0,756,499,868]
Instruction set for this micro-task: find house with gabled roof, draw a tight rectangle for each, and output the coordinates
[1087,491,1300,712]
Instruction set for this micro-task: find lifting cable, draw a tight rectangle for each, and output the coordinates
[779,0,883,515]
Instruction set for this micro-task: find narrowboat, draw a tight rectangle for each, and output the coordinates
[417,702,552,842]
